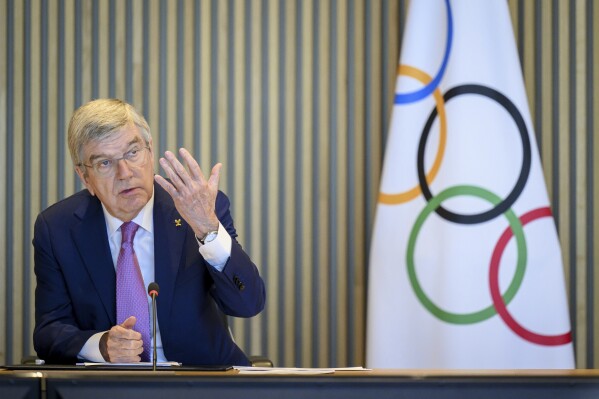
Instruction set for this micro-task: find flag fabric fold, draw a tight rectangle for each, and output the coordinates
[366,0,574,369]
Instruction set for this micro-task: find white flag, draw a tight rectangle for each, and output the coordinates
[366,0,575,369]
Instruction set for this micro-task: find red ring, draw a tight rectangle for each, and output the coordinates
[489,207,572,346]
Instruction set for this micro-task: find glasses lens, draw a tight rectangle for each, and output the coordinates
[91,147,149,177]
[93,160,114,176]
[130,147,148,167]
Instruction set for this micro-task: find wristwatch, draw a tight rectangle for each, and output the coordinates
[199,230,218,245]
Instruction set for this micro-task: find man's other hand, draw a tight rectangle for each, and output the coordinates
[99,316,144,362]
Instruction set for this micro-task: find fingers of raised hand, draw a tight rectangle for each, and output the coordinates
[159,151,188,190]
[179,148,206,182]
[207,163,222,189]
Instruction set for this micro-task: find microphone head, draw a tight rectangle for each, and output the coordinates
[148,282,160,297]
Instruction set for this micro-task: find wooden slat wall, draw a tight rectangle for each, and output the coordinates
[0,0,597,368]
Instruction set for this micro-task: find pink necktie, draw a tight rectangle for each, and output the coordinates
[116,221,151,361]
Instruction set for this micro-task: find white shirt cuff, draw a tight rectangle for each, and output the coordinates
[196,222,232,271]
[77,331,107,363]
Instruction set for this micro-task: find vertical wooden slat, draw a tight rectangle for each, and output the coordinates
[147,0,160,149]
[555,0,572,352]
[166,0,177,154]
[63,0,75,194]
[157,0,167,154]
[593,0,599,370]
[235,0,252,352]
[299,0,314,368]
[26,0,41,357]
[230,0,243,348]
[81,0,93,105]
[10,0,24,365]
[334,0,349,368]
[182,0,194,152]
[276,0,289,366]
[533,0,542,153]
[309,0,321,367]
[319,0,332,368]
[103,0,111,96]
[245,0,264,359]
[0,0,8,365]
[198,0,207,160]
[573,0,588,369]
[292,0,303,366]
[198,0,211,170]
[125,0,132,101]
[585,0,595,368]
[46,0,58,206]
[131,0,143,111]
[285,0,297,367]
[367,0,383,223]
[539,5,553,191]
[521,1,535,133]
[114,0,126,100]
[265,0,280,366]
[212,0,225,175]
[567,0,582,368]
[352,0,366,367]
[327,0,338,367]
[39,0,48,210]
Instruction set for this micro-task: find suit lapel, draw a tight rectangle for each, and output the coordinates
[71,193,117,325]
[153,183,187,326]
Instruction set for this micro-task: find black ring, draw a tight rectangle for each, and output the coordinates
[417,84,531,224]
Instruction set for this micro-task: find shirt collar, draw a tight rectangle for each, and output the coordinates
[102,190,155,236]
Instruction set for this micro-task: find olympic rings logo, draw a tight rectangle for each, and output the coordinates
[380,0,571,346]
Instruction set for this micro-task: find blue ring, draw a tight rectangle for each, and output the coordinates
[394,0,453,105]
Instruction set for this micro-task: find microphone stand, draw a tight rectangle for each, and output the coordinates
[147,282,159,372]
[151,293,157,372]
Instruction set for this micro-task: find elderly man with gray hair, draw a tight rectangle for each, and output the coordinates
[33,98,265,366]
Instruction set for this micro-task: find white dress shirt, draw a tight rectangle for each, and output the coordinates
[78,190,232,362]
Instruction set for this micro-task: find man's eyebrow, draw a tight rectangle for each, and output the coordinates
[87,137,143,163]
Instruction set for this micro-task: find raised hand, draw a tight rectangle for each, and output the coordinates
[154,148,221,238]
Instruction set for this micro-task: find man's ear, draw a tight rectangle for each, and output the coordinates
[75,166,95,196]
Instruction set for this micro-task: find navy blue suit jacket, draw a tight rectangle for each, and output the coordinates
[33,182,265,365]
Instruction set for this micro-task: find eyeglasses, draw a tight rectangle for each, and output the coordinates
[79,146,151,177]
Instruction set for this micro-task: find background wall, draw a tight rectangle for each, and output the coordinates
[0,0,597,368]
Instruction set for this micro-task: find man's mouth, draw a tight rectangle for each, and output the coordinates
[119,187,139,195]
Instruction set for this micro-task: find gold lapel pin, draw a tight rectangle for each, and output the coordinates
[174,219,182,227]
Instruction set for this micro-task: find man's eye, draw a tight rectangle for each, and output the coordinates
[97,159,112,168]
[126,148,140,158]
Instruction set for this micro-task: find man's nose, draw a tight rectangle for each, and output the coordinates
[115,158,134,178]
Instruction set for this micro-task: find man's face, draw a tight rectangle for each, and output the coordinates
[76,124,155,221]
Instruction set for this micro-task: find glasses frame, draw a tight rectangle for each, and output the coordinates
[79,145,151,177]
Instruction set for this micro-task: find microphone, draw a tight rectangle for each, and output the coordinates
[147,282,159,371]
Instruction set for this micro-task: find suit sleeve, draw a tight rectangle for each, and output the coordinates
[32,213,99,363]
[204,192,266,318]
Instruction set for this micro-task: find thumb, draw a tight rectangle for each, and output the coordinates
[120,315,137,329]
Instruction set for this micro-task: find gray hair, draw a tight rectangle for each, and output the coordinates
[68,98,151,166]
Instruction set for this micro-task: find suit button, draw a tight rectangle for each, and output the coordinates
[233,276,244,290]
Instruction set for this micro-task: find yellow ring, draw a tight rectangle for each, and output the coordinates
[379,65,447,204]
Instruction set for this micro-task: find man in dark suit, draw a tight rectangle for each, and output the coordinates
[33,98,265,365]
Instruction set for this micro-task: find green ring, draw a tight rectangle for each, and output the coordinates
[406,185,527,324]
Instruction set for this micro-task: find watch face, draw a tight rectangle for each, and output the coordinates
[204,231,218,243]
